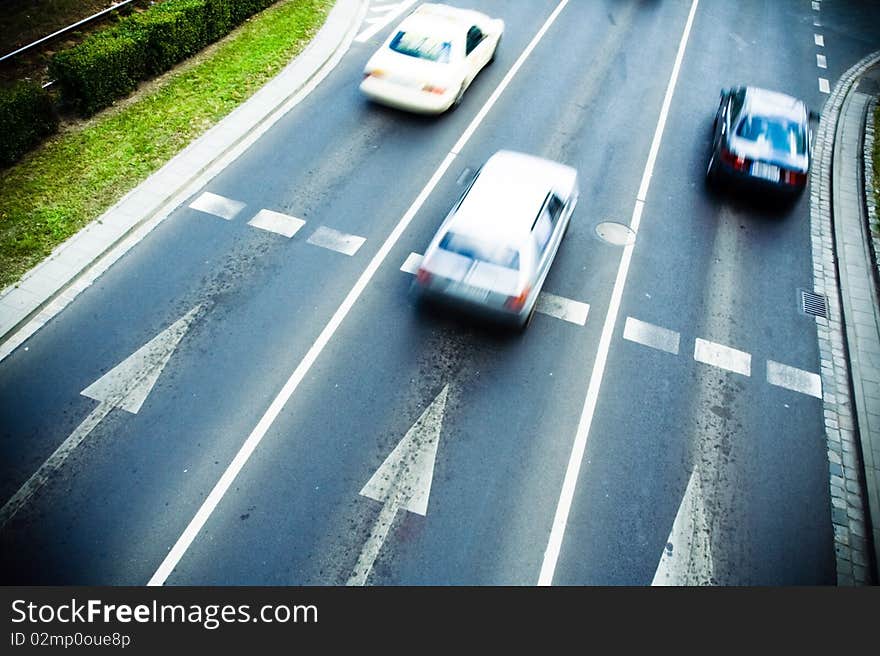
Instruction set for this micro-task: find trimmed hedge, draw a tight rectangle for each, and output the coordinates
[0,82,59,167]
[49,0,278,116]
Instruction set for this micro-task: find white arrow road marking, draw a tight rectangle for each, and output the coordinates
[0,305,201,530]
[347,384,449,586]
[355,0,416,43]
[652,468,714,585]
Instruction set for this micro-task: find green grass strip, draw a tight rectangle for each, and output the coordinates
[0,0,332,290]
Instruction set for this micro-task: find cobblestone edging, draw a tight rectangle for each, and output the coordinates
[868,96,879,279]
[810,51,880,586]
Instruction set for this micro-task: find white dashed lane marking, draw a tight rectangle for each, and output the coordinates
[307,226,366,256]
[694,338,751,376]
[400,251,422,274]
[767,360,823,398]
[817,54,827,69]
[812,1,820,10]
[535,293,589,326]
[247,209,305,238]
[623,317,680,355]
[399,253,589,325]
[819,77,830,93]
[189,191,245,221]
[814,34,824,47]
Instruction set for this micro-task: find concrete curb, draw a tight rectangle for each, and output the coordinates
[811,49,880,585]
[0,0,367,362]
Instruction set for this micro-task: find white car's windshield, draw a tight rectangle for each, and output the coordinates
[389,30,452,63]
[439,232,520,269]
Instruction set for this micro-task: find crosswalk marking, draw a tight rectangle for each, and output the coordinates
[247,209,305,238]
[767,360,823,398]
[623,317,680,355]
[189,191,245,221]
[694,338,751,376]
[307,226,366,256]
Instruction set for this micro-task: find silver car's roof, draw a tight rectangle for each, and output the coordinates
[449,150,577,241]
[743,86,806,121]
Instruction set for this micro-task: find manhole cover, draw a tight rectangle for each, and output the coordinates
[595,221,636,246]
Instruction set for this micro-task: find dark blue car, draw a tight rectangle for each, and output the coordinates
[707,86,817,196]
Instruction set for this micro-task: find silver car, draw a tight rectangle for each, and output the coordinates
[415,150,578,329]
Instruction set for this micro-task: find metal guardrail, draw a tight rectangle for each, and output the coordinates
[0,0,137,65]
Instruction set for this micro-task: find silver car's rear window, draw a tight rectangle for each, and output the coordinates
[389,31,452,63]
[735,114,806,156]
[439,232,520,269]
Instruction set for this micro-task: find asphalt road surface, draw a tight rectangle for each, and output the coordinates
[2,0,879,585]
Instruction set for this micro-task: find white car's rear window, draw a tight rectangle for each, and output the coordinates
[389,31,452,63]
[439,232,520,269]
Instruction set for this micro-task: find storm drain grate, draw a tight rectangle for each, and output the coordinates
[801,290,828,318]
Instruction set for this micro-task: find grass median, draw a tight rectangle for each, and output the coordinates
[0,0,333,291]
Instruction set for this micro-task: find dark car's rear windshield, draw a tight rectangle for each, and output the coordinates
[389,31,452,63]
[439,232,520,269]
[735,114,806,156]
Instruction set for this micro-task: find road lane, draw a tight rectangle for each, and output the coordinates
[151,0,704,585]
[550,0,848,584]
[0,0,562,583]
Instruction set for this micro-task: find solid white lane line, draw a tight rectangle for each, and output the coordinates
[819,77,830,93]
[814,34,824,47]
[355,0,416,42]
[817,54,827,69]
[247,209,305,238]
[148,0,570,587]
[538,0,701,586]
[188,191,245,221]
[535,293,589,326]
[623,317,680,355]
[767,360,822,398]
[400,252,422,274]
[307,226,366,256]
[694,338,751,376]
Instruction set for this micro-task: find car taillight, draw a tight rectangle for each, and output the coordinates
[720,147,749,171]
[422,84,446,95]
[365,69,384,79]
[505,287,531,311]
[416,268,432,285]
[781,169,807,186]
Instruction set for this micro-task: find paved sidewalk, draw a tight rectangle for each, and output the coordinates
[0,0,365,362]
[812,51,880,585]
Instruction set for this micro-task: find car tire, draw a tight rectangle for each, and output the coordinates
[451,83,466,109]
[706,153,720,188]
[518,303,536,332]
[489,35,500,64]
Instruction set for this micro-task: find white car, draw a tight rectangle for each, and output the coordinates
[415,150,579,330]
[360,3,504,114]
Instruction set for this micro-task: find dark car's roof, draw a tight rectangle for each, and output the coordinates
[743,86,807,122]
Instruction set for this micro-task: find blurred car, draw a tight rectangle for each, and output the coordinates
[360,3,504,114]
[707,86,816,195]
[415,150,579,329]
